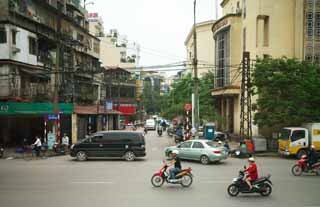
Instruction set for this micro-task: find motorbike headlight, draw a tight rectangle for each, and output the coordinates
[232,178,238,182]
[70,144,75,149]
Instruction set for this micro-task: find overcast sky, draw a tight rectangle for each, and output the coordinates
[88,0,222,69]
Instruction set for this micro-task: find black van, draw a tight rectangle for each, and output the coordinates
[70,131,146,161]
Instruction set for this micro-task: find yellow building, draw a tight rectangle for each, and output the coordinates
[212,0,316,135]
[185,20,216,77]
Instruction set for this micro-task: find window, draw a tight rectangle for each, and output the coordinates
[91,135,103,143]
[179,142,192,149]
[29,37,37,55]
[215,30,230,88]
[192,142,204,149]
[291,130,305,142]
[11,30,17,45]
[263,16,269,46]
[243,0,246,18]
[243,27,246,51]
[0,28,6,43]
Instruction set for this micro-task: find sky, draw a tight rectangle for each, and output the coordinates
[88,0,222,70]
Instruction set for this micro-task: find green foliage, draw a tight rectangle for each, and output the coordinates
[141,81,162,114]
[252,57,320,127]
[159,72,216,122]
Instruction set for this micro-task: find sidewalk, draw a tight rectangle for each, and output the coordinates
[1,148,63,160]
[228,141,279,158]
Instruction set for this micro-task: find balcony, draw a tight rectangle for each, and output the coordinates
[10,84,51,101]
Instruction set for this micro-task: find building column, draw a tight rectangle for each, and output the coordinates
[71,113,77,144]
[226,97,230,132]
[97,115,102,131]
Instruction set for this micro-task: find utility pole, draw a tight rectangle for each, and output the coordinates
[240,51,252,140]
[193,0,200,138]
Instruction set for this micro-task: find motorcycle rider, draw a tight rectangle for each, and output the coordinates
[308,145,318,169]
[244,157,258,190]
[168,150,182,181]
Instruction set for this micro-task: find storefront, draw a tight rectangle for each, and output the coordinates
[0,102,73,147]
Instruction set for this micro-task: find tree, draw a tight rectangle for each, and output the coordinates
[252,57,320,127]
[141,81,162,114]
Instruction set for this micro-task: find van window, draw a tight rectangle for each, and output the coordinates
[291,130,305,142]
[91,135,103,143]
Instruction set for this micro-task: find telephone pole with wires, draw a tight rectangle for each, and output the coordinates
[240,51,252,140]
[193,0,200,137]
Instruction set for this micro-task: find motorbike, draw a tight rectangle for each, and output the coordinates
[291,155,320,176]
[144,127,148,134]
[151,163,193,188]
[53,143,66,155]
[174,135,183,144]
[227,168,272,197]
[0,147,4,158]
[157,127,163,136]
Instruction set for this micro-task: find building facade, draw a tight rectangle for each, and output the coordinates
[185,20,216,77]
[0,0,110,146]
[212,0,311,135]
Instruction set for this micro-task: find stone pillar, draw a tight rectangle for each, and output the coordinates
[71,114,77,144]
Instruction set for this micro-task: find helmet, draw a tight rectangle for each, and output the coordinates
[218,141,222,144]
[172,150,179,155]
[311,145,316,149]
[248,157,255,162]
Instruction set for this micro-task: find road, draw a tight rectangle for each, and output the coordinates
[0,131,319,207]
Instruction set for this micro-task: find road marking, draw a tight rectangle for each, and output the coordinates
[71,181,113,184]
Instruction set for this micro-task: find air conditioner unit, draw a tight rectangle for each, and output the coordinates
[11,46,21,54]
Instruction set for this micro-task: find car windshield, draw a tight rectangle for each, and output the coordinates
[279,129,291,140]
[205,141,218,148]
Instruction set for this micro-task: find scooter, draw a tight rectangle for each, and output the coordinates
[53,143,66,155]
[227,168,272,197]
[157,127,163,136]
[0,147,4,158]
[174,135,183,144]
[291,155,320,176]
[151,163,193,188]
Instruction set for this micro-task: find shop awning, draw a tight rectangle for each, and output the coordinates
[0,102,74,115]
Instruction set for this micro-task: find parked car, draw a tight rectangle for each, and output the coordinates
[70,131,146,161]
[145,119,156,130]
[164,140,228,165]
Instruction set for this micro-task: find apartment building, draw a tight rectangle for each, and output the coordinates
[185,20,216,77]
[212,0,312,135]
[0,0,115,146]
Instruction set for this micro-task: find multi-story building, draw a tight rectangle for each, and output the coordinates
[88,12,104,37]
[103,67,137,126]
[99,29,138,69]
[211,0,315,136]
[184,20,216,77]
[0,0,116,146]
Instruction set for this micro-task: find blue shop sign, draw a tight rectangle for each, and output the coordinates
[47,114,59,120]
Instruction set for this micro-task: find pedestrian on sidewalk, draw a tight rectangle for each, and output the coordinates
[62,133,70,152]
[33,136,42,157]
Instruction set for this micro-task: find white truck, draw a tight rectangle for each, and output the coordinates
[278,123,320,158]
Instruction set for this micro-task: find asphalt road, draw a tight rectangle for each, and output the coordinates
[0,131,319,207]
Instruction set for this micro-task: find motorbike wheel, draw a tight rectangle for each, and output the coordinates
[180,174,193,188]
[260,183,272,196]
[151,175,164,187]
[227,184,239,197]
[291,164,303,176]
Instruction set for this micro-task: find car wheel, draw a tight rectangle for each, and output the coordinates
[200,155,209,165]
[76,151,87,161]
[227,184,239,196]
[297,149,307,159]
[124,151,135,161]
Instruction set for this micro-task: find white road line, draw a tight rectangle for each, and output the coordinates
[71,181,113,184]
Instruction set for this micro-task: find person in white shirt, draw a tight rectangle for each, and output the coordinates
[62,133,70,151]
[33,136,42,157]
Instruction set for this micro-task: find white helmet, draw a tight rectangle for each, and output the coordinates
[311,145,316,149]
[172,150,179,155]
[248,157,255,162]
